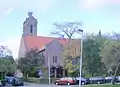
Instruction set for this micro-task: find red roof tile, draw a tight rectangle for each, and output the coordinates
[24,36,68,50]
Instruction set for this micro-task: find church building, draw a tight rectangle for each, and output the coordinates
[18,12,68,67]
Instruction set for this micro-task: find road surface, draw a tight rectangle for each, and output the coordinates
[4,83,79,87]
[22,83,79,87]
[5,82,120,87]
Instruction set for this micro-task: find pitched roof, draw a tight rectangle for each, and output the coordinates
[24,36,68,50]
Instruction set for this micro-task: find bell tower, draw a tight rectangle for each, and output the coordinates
[23,12,37,36]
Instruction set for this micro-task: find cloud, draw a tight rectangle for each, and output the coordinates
[79,0,120,10]
[0,36,21,59]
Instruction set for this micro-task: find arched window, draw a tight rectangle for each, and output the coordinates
[30,25,33,33]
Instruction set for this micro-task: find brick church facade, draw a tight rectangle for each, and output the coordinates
[18,12,68,67]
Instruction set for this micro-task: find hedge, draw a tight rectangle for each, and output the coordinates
[23,77,59,84]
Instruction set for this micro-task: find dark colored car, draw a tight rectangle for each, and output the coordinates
[89,77,105,84]
[54,77,76,85]
[5,76,14,84]
[0,80,6,87]
[105,76,114,83]
[116,76,120,82]
[1,79,6,86]
[12,77,24,86]
[76,77,90,85]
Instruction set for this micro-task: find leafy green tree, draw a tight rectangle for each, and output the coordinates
[100,32,120,84]
[101,37,120,72]
[83,34,107,77]
[0,56,16,75]
[17,49,45,77]
[62,40,80,76]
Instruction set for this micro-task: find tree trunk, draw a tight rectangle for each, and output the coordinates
[111,63,120,85]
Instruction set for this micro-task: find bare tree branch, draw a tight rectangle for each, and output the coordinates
[51,22,82,43]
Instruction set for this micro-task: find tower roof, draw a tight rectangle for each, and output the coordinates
[28,12,33,17]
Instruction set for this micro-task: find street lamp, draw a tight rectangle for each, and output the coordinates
[48,53,51,84]
[46,44,51,84]
[78,29,83,87]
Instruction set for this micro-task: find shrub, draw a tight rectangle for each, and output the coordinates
[23,77,59,84]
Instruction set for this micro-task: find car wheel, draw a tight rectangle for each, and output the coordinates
[67,82,70,85]
[12,84,15,86]
[82,82,85,85]
[97,81,100,84]
[55,82,58,85]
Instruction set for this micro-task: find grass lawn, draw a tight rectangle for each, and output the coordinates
[81,84,120,87]
[71,84,120,87]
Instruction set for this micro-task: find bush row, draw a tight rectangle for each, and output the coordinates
[23,77,59,84]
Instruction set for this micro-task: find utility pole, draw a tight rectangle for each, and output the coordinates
[78,29,83,87]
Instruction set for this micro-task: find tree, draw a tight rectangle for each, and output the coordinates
[101,41,120,84]
[0,56,16,75]
[0,46,12,57]
[51,22,82,43]
[51,22,82,76]
[17,49,45,77]
[101,33,120,84]
[0,46,16,75]
[62,39,80,59]
[62,40,80,75]
[83,34,107,77]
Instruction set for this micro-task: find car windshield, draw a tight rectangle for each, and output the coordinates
[90,77,104,80]
[60,77,73,80]
[105,76,113,79]
[14,78,22,81]
[76,77,85,80]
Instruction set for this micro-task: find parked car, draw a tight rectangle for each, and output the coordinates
[105,76,113,83]
[116,76,120,83]
[12,77,24,86]
[89,76,105,84]
[1,79,6,86]
[5,76,14,84]
[0,81,3,87]
[0,80,6,87]
[54,77,77,85]
[75,77,90,85]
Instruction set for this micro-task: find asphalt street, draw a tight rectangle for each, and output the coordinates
[21,83,79,87]
[4,83,79,87]
[5,83,120,87]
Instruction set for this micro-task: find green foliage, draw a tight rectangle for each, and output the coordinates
[64,60,74,75]
[17,49,45,77]
[101,33,120,76]
[51,22,82,76]
[23,77,59,84]
[0,56,16,75]
[0,72,5,80]
[83,34,107,77]
[84,84,120,87]
[28,67,39,78]
[62,40,80,76]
